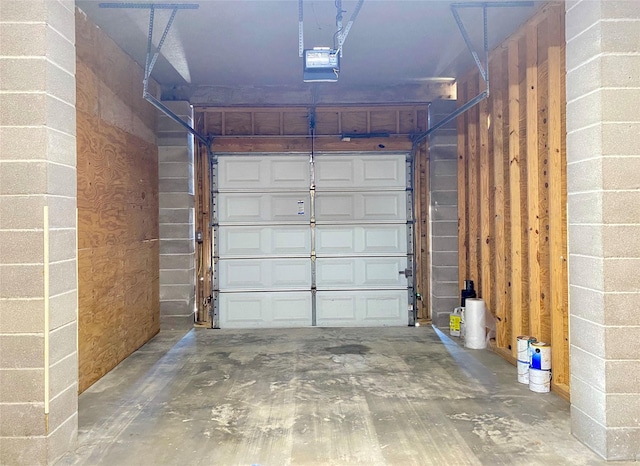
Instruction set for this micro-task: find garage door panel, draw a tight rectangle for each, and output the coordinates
[216,152,411,329]
[363,225,406,253]
[219,155,310,191]
[363,193,404,218]
[316,294,356,321]
[219,258,311,291]
[271,159,310,186]
[316,225,406,256]
[219,192,311,224]
[316,257,407,289]
[316,260,355,287]
[219,292,312,328]
[316,290,407,327]
[272,294,311,322]
[315,192,406,223]
[271,227,310,255]
[219,226,311,257]
[363,294,405,320]
[219,228,263,257]
[315,154,406,190]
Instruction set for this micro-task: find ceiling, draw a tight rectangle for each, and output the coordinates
[75,0,543,91]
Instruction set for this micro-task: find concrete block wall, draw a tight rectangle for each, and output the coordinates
[566,0,640,460]
[158,102,196,330]
[428,100,459,327]
[0,1,78,464]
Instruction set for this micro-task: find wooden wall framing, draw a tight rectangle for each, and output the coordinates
[193,104,433,321]
[194,141,212,324]
[195,105,429,152]
[456,3,569,399]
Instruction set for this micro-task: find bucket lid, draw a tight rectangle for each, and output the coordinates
[517,335,537,342]
[531,341,550,348]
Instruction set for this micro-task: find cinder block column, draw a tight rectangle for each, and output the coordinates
[428,100,460,327]
[566,0,640,460]
[0,1,78,464]
[158,102,196,330]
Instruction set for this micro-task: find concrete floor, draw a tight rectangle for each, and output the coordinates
[59,326,611,466]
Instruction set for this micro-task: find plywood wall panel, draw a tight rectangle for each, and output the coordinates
[130,64,158,130]
[205,111,223,135]
[457,3,568,399]
[370,110,397,133]
[282,111,309,135]
[315,110,340,135]
[225,112,253,135]
[254,112,281,135]
[417,110,428,134]
[341,111,368,134]
[76,61,98,116]
[399,110,417,134]
[76,9,159,393]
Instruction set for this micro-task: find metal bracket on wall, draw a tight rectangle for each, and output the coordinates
[99,2,213,150]
[411,1,533,145]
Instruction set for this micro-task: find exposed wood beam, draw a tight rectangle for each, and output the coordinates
[492,48,508,349]
[479,71,492,315]
[457,81,468,291]
[165,83,456,107]
[210,136,413,153]
[467,75,480,295]
[508,38,524,358]
[526,23,542,341]
[547,4,568,394]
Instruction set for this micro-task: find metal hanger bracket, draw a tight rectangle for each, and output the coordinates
[98,2,212,149]
[412,1,534,145]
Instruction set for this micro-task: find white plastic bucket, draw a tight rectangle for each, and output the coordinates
[517,360,530,384]
[517,335,537,364]
[529,368,551,393]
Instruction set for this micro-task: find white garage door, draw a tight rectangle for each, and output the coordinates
[214,152,412,328]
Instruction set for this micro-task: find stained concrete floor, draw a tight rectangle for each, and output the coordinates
[59,326,611,466]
